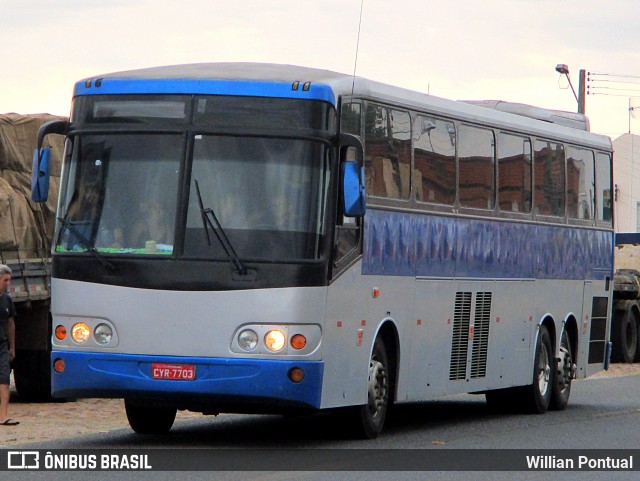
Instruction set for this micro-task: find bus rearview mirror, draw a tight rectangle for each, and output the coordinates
[31,147,51,203]
[342,161,366,217]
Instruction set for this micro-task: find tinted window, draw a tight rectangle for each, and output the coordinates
[534,141,565,217]
[566,147,595,220]
[364,104,411,200]
[195,96,335,131]
[596,152,613,224]
[340,102,361,136]
[73,95,190,124]
[414,116,456,205]
[498,133,532,213]
[459,125,495,209]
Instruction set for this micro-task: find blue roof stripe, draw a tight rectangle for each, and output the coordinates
[73,78,336,105]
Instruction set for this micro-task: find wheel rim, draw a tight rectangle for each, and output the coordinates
[537,341,551,396]
[557,344,572,393]
[367,358,388,419]
[558,334,574,393]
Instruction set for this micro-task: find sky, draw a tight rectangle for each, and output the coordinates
[3,0,640,139]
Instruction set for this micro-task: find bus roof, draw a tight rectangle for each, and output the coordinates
[77,62,612,151]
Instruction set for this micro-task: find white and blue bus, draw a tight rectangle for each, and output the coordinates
[33,64,613,438]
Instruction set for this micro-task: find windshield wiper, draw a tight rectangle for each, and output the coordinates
[194,180,248,276]
[57,217,117,271]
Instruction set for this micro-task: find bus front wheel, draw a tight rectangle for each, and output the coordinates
[124,399,176,434]
[350,337,390,439]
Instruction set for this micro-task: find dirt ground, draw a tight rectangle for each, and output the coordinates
[0,373,201,447]
[1,364,639,447]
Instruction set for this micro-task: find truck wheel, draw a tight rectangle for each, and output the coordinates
[550,330,574,410]
[125,399,176,434]
[611,308,638,363]
[13,349,52,402]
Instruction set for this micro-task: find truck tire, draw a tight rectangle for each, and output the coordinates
[13,349,52,401]
[611,307,638,363]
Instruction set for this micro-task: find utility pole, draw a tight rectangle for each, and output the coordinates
[578,69,586,114]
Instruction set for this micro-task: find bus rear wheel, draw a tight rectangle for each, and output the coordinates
[550,329,574,410]
[124,399,176,434]
[524,325,553,414]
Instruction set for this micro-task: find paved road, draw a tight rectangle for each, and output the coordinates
[5,374,640,480]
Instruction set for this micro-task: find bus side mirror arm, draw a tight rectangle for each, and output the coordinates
[32,120,70,203]
[339,133,366,217]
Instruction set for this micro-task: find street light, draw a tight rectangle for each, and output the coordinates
[555,64,586,114]
[556,64,578,102]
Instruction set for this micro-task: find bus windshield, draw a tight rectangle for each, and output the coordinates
[185,135,330,261]
[55,133,330,261]
[56,133,182,256]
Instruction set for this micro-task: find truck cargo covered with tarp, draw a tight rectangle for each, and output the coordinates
[0,113,66,399]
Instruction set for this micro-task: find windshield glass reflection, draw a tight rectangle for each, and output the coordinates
[184,135,330,261]
[56,134,181,255]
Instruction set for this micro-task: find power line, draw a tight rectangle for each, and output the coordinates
[588,72,640,80]
[589,92,640,97]
[588,86,640,93]
[588,79,640,86]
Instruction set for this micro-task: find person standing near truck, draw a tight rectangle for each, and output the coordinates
[0,264,18,426]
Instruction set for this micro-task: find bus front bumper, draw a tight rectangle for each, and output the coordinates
[51,351,323,410]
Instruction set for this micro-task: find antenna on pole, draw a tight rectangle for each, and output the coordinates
[351,0,365,97]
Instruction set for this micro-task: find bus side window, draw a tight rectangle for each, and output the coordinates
[340,102,361,136]
[566,147,595,220]
[459,125,495,209]
[364,104,410,200]
[534,141,565,217]
[497,133,531,213]
[414,116,456,205]
[596,152,613,224]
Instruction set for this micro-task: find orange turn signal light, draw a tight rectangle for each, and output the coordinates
[53,358,65,373]
[55,325,67,340]
[289,367,305,383]
[290,334,307,350]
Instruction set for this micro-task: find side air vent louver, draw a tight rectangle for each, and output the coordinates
[450,292,472,380]
[470,292,492,379]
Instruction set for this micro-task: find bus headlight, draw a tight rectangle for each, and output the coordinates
[71,323,91,343]
[238,329,258,351]
[94,323,113,345]
[265,330,286,352]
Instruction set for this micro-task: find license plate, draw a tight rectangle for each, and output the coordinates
[151,363,196,381]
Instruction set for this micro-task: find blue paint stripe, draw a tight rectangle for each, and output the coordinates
[363,209,614,280]
[51,351,323,408]
[73,79,336,105]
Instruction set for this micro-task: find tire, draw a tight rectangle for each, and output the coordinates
[13,349,52,402]
[124,399,177,434]
[550,329,574,411]
[611,307,638,363]
[522,325,554,414]
[346,337,390,439]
